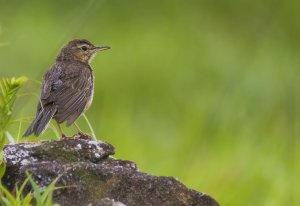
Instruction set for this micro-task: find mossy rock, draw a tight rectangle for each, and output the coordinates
[2,136,219,206]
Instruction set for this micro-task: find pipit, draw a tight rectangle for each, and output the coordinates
[23,39,110,138]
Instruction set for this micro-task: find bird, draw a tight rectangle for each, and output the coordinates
[23,39,110,138]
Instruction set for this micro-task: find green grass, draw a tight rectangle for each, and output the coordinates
[0,77,27,147]
[0,1,299,205]
[0,77,61,206]
[0,174,60,206]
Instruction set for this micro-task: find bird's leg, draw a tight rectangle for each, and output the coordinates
[56,121,66,139]
[73,123,92,139]
[74,122,84,136]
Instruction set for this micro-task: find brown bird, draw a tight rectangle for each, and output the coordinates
[23,39,110,138]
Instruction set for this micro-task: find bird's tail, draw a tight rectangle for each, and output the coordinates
[23,105,57,137]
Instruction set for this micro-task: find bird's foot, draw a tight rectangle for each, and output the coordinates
[72,132,92,140]
[60,134,68,140]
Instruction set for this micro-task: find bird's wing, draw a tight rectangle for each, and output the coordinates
[40,65,63,101]
[41,63,93,126]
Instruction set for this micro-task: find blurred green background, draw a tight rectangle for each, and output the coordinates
[0,0,299,205]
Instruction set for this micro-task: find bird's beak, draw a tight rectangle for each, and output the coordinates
[93,46,111,51]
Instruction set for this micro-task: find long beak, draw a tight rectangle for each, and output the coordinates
[93,46,111,51]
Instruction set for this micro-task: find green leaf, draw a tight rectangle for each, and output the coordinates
[0,76,27,148]
[21,193,33,206]
[0,184,18,205]
[0,160,6,179]
[40,177,60,205]
[26,172,61,206]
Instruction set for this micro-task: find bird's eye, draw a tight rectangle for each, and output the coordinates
[81,46,88,51]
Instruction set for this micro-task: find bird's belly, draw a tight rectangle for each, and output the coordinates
[84,88,93,111]
[83,74,94,112]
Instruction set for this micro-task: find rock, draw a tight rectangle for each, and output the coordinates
[91,198,127,206]
[2,135,219,206]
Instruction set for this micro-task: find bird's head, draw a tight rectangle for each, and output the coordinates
[57,39,110,64]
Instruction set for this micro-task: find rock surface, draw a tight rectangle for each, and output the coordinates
[2,135,219,206]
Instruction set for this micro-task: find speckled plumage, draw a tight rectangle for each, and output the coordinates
[24,39,110,137]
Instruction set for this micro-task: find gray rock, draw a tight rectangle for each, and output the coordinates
[2,135,219,206]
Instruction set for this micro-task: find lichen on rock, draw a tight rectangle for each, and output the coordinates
[2,135,219,206]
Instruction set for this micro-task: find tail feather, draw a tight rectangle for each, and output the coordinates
[23,106,57,137]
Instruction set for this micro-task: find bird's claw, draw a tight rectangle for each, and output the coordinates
[61,134,68,140]
[77,132,93,140]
